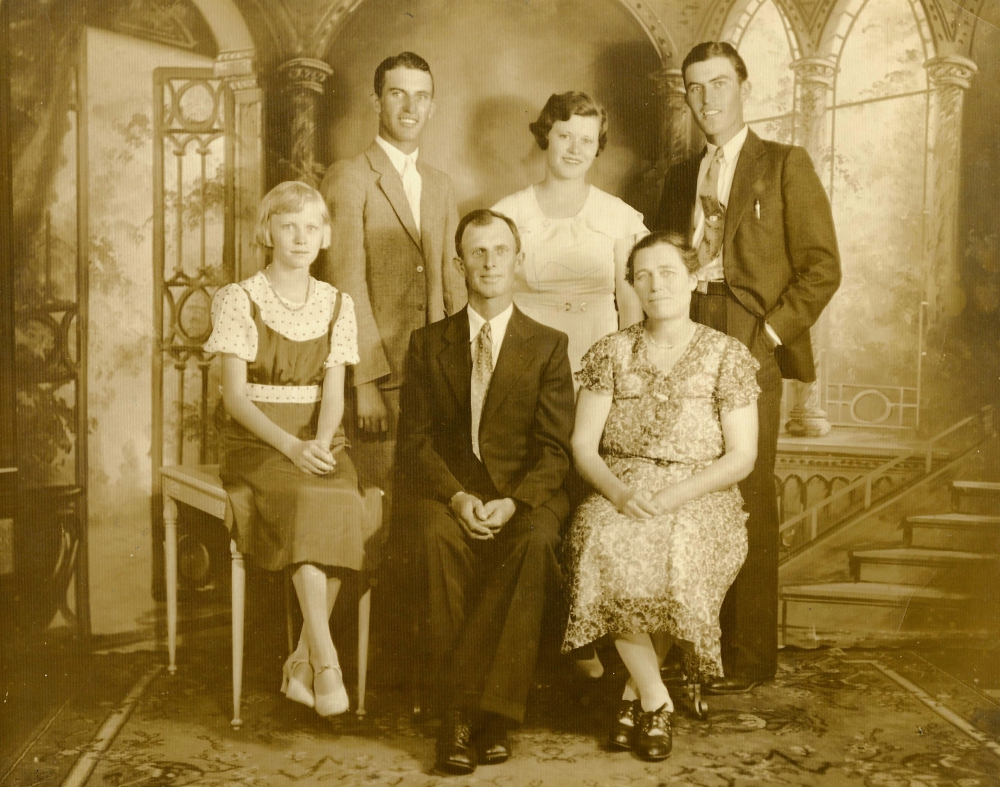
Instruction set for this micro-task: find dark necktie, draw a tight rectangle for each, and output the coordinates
[471,322,493,459]
[697,147,726,272]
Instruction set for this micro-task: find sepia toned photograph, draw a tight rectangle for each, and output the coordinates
[1,0,998,784]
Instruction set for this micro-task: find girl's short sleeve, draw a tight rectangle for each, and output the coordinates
[715,336,761,414]
[575,334,616,394]
[204,284,257,361]
[326,292,360,367]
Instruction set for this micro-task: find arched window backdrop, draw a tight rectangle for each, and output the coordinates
[730,0,936,429]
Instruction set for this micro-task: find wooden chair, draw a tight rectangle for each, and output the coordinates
[160,464,375,728]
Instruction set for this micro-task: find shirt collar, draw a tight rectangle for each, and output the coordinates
[705,123,749,165]
[468,303,514,344]
[376,134,419,176]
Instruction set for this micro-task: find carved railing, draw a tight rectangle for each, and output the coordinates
[779,404,996,560]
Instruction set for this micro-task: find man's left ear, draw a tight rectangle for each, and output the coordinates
[322,225,331,249]
[741,79,752,103]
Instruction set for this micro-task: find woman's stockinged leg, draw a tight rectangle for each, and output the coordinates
[614,633,673,712]
[293,564,337,666]
[292,574,342,656]
[623,632,674,702]
[293,563,348,715]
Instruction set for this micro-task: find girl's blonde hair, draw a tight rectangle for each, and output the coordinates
[254,181,331,248]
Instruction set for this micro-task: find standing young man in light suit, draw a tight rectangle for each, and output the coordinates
[656,42,841,693]
[319,52,465,514]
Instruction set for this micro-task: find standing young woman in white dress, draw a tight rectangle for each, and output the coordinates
[492,91,647,376]
[493,91,647,679]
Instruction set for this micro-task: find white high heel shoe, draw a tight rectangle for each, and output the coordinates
[313,664,349,717]
[281,655,315,708]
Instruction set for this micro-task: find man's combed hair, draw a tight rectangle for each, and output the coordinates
[682,41,749,84]
[374,51,433,97]
[455,209,522,257]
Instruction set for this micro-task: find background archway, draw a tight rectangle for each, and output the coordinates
[320,0,664,218]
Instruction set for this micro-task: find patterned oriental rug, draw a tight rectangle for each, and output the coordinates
[8,628,1000,787]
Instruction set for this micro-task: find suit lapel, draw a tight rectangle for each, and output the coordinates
[481,308,534,427]
[724,130,765,247]
[366,142,421,250]
[438,309,472,410]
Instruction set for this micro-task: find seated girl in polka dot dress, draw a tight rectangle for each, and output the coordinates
[205,181,375,718]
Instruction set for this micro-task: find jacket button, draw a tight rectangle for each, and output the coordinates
[416,265,424,273]
[417,303,425,311]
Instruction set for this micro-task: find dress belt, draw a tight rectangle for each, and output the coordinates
[245,383,321,403]
[694,280,728,296]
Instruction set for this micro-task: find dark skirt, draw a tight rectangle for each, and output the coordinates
[220,400,369,573]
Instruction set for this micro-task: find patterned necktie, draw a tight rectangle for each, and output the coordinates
[470,322,493,460]
[401,156,421,234]
[697,147,726,273]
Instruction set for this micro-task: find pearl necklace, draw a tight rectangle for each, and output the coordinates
[263,267,311,312]
[645,323,694,351]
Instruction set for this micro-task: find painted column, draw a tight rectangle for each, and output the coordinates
[785,57,836,437]
[277,58,332,189]
[650,68,692,173]
[215,50,263,280]
[923,54,977,325]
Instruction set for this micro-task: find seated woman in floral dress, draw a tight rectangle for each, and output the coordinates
[562,231,760,760]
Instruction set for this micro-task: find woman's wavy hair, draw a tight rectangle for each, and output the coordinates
[528,91,608,156]
[625,231,699,284]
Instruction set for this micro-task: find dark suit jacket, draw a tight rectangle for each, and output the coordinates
[656,130,841,381]
[397,306,575,517]
[319,142,466,390]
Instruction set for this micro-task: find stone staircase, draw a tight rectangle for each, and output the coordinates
[780,479,1000,648]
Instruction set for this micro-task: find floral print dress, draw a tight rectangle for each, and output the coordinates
[561,322,760,680]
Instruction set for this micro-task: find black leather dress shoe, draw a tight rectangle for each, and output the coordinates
[435,710,477,775]
[636,704,673,761]
[704,677,762,695]
[476,719,511,765]
[608,699,638,750]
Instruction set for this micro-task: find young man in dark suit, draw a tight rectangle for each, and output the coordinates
[656,42,841,693]
[397,209,575,775]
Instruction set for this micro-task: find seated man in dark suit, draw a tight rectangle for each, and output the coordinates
[397,209,575,775]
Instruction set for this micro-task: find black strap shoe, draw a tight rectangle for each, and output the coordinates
[435,709,477,775]
[608,699,639,750]
[475,716,511,765]
[636,704,673,761]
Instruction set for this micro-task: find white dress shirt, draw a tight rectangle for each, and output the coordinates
[375,134,422,234]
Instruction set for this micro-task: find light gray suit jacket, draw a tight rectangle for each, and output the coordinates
[319,141,465,389]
